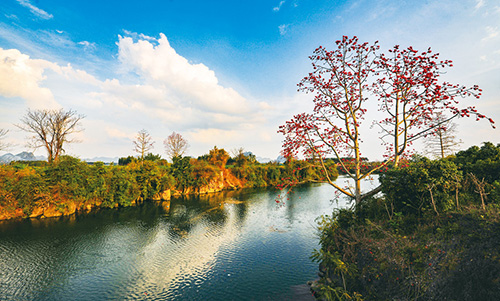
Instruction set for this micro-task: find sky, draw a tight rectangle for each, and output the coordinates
[0,0,499,161]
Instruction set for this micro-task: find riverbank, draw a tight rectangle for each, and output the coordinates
[0,183,339,300]
[0,155,336,221]
[310,204,500,300]
[309,143,500,299]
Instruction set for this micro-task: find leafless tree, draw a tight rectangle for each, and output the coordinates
[16,109,84,163]
[425,112,462,159]
[134,129,155,160]
[164,132,188,160]
[0,129,10,151]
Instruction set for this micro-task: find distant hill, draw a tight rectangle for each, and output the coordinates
[275,155,286,164]
[0,152,46,164]
[83,157,119,164]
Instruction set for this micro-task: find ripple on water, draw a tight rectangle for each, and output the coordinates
[0,183,359,300]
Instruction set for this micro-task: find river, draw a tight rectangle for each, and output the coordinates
[0,177,379,300]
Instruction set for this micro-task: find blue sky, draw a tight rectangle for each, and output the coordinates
[0,0,499,160]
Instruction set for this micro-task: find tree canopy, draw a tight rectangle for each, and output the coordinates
[279,36,494,204]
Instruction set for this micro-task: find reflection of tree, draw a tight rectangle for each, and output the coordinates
[203,207,227,230]
[233,203,248,226]
[167,204,194,239]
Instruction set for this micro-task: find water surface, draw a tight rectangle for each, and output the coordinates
[0,179,376,300]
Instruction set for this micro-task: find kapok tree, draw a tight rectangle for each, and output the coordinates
[279,36,386,205]
[374,45,495,165]
[279,36,495,205]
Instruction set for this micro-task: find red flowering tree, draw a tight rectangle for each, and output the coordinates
[278,36,386,204]
[374,45,495,165]
[279,36,494,205]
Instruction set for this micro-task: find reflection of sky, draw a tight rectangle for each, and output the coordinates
[127,208,241,298]
[0,179,379,299]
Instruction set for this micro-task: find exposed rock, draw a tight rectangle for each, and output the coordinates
[29,206,45,218]
[161,200,170,212]
[43,204,63,218]
[0,207,24,220]
[152,189,171,201]
[66,202,77,215]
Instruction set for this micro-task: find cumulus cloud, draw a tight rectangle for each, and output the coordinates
[0,34,275,158]
[16,0,53,20]
[0,48,59,108]
[117,33,249,115]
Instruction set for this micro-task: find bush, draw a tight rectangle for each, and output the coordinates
[380,158,461,215]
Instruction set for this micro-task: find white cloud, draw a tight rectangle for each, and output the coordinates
[5,14,19,20]
[117,33,250,115]
[279,24,289,35]
[0,48,59,109]
[482,26,499,42]
[78,41,97,52]
[188,128,238,145]
[475,0,485,10]
[105,127,133,140]
[0,34,276,158]
[273,1,286,12]
[16,0,53,20]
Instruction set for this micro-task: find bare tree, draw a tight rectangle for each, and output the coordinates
[164,132,188,160]
[425,112,462,159]
[0,129,10,151]
[134,129,155,160]
[16,109,84,163]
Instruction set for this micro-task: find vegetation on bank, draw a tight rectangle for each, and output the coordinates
[310,142,500,300]
[0,147,338,220]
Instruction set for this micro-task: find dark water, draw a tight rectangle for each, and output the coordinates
[0,181,370,300]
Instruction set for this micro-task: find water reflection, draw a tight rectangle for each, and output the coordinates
[0,180,377,300]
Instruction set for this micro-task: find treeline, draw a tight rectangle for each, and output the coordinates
[311,142,500,300]
[0,147,338,220]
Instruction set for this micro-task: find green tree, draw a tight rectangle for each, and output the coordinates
[118,156,135,166]
[207,146,230,168]
[172,156,194,193]
[380,158,461,215]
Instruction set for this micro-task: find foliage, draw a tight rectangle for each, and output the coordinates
[280,36,381,204]
[118,156,135,166]
[191,159,219,187]
[172,156,194,193]
[380,158,461,215]
[312,142,500,299]
[205,146,230,168]
[279,36,494,205]
[374,45,492,165]
[144,153,162,162]
[454,142,500,183]
[312,201,500,300]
